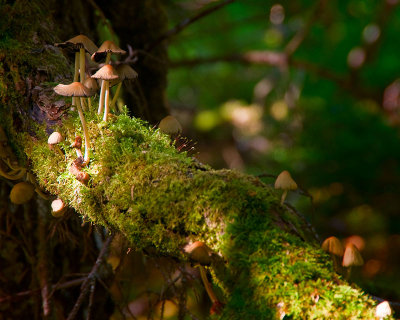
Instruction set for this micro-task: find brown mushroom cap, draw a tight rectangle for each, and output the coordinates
[91,40,126,62]
[342,243,364,267]
[91,64,119,81]
[116,64,138,80]
[83,77,99,93]
[10,182,35,205]
[109,64,138,87]
[274,170,298,191]
[321,236,344,256]
[48,132,63,145]
[158,115,182,136]
[51,198,67,217]
[54,82,93,97]
[55,34,98,55]
[184,241,212,265]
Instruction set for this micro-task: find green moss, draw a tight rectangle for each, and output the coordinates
[25,109,387,319]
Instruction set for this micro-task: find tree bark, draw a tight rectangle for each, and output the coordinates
[0,1,385,319]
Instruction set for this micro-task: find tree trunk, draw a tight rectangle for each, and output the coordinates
[0,1,384,319]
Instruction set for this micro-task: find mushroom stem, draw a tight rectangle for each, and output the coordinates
[72,52,80,106]
[105,52,112,64]
[98,80,106,115]
[345,266,352,280]
[76,98,90,165]
[103,81,110,122]
[110,82,122,110]
[79,48,86,83]
[199,266,217,304]
[280,190,288,205]
[74,52,79,82]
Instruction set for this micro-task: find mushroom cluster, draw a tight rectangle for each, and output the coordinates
[53,35,138,168]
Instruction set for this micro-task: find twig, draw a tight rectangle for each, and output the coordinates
[86,279,96,320]
[170,50,287,69]
[170,52,381,102]
[66,232,114,320]
[284,0,327,56]
[36,197,51,318]
[146,0,235,51]
[0,277,87,304]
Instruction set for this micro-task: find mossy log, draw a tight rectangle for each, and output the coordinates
[0,1,388,319]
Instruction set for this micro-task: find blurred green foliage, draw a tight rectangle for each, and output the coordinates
[165,0,400,301]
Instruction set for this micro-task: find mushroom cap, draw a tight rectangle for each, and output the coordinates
[184,241,212,265]
[55,34,98,54]
[91,64,119,81]
[72,136,82,149]
[83,77,99,93]
[116,64,138,80]
[54,82,93,97]
[274,170,298,191]
[109,64,138,87]
[342,243,364,267]
[48,131,63,145]
[51,198,67,217]
[375,301,391,318]
[158,115,182,136]
[321,236,344,256]
[10,182,35,205]
[91,40,126,62]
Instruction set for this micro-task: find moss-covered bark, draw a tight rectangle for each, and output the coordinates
[0,1,390,319]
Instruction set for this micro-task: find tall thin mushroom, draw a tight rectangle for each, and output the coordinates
[91,40,126,115]
[109,64,138,111]
[83,77,99,110]
[92,65,119,121]
[55,35,98,83]
[54,82,94,165]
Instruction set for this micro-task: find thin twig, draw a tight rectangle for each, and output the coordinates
[170,52,381,102]
[36,198,51,318]
[284,0,327,56]
[146,0,235,51]
[86,279,96,320]
[66,232,114,320]
[0,277,87,304]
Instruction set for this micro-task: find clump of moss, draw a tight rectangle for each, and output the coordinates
[27,109,387,319]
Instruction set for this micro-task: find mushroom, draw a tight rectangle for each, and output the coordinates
[69,158,90,185]
[83,77,99,110]
[71,136,83,159]
[184,241,212,265]
[55,35,98,83]
[47,131,64,156]
[274,170,298,205]
[109,64,138,111]
[342,243,364,279]
[158,115,182,138]
[54,82,93,165]
[91,41,126,116]
[375,301,391,320]
[9,181,35,204]
[92,64,119,121]
[184,241,219,307]
[91,40,126,64]
[321,236,344,272]
[51,198,67,217]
